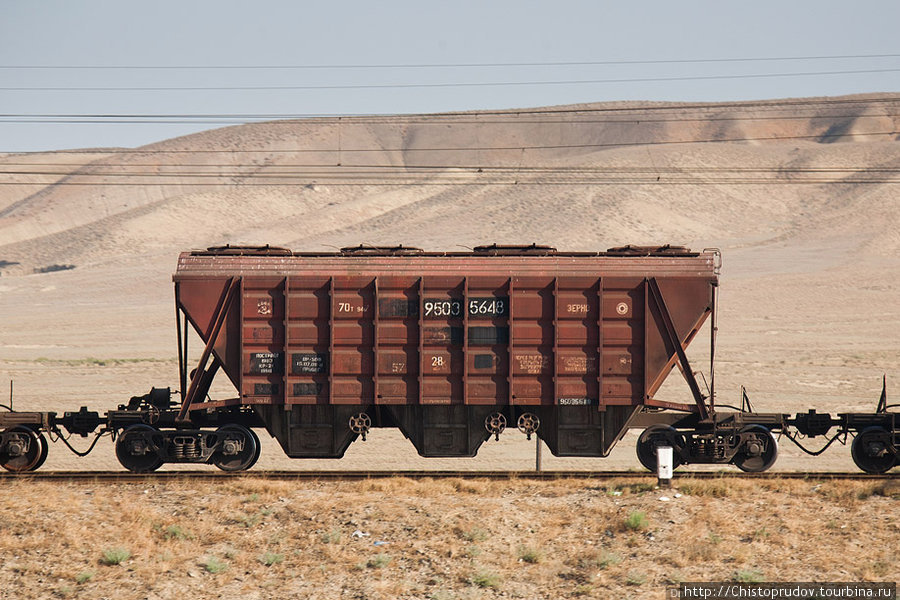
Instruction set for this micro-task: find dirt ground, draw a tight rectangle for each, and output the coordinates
[0,476,897,600]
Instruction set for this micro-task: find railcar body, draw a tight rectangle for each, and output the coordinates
[172,244,717,461]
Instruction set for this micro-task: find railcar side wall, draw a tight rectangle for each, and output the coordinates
[174,253,717,412]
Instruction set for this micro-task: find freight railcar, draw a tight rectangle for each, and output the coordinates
[1,244,897,473]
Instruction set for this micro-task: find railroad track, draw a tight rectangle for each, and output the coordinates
[1,470,896,482]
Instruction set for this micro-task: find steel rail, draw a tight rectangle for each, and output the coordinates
[1,470,895,483]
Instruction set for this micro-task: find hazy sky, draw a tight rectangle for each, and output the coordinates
[2,0,898,152]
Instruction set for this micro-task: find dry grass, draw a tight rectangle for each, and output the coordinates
[0,476,896,599]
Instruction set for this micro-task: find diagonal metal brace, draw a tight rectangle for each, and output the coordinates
[176,277,240,423]
[647,277,712,421]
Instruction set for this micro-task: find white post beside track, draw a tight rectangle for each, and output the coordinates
[657,446,673,487]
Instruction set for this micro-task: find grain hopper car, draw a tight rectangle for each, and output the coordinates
[1,245,897,473]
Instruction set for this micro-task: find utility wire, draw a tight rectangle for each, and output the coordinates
[2,53,898,69]
[1,96,897,122]
[3,68,899,92]
[0,97,895,155]
[6,166,899,174]
[1,129,895,159]
[1,111,898,125]
[4,172,899,182]
[5,164,900,182]
[1,178,897,187]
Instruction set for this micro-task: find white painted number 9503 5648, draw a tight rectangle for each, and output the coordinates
[469,298,505,316]
[424,299,461,317]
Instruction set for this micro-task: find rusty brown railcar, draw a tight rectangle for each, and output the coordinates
[171,244,718,461]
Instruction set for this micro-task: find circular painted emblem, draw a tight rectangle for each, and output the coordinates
[615,302,629,315]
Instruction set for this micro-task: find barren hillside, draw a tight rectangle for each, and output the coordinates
[2,94,899,271]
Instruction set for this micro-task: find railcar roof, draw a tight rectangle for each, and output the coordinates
[188,243,706,258]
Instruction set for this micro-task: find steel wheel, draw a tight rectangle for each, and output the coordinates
[733,425,778,473]
[636,425,684,472]
[1,426,48,473]
[211,424,259,472]
[115,424,164,473]
[851,426,896,474]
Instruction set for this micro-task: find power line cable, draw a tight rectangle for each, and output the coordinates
[1,110,898,125]
[7,165,900,179]
[1,129,895,159]
[2,53,898,70]
[1,96,897,122]
[1,178,897,187]
[3,68,899,92]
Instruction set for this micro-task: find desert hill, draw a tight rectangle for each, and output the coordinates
[1,93,899,471]
[1,94,899,272]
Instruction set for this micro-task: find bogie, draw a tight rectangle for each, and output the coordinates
[636,423,779,473]
[113,423,262,472]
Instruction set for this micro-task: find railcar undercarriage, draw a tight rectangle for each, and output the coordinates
[0,382,897,473]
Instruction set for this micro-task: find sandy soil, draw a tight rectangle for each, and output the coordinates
[0,477,897,600]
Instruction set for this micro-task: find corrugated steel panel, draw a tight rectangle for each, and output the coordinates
[174,249,717,412]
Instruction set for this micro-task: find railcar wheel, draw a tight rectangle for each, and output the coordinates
[1,426,48,472]
[211,424,259,472]
[851,427,896,474]
[733,425,778,473]
[636,425,684,472]
[115,424,164,473]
